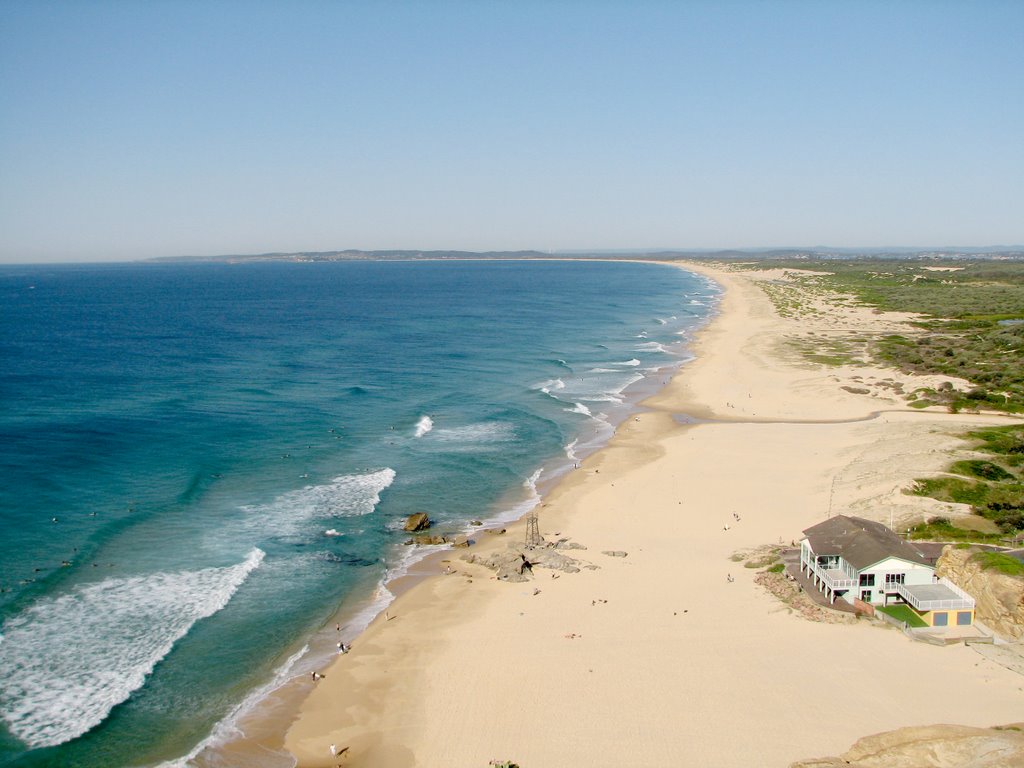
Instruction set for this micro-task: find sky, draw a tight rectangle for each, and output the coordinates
[0,1,1022,263]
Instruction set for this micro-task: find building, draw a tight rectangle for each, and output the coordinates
[799,515,975,628]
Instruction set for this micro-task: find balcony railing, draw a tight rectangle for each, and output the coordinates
[895,579,975,611]
[802,555,856,590]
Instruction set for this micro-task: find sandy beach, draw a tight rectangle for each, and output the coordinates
[282,261,1023,768]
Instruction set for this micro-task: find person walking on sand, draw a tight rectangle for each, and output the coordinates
[330,743,337,756]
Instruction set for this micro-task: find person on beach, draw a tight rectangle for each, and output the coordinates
[330,743,337,756]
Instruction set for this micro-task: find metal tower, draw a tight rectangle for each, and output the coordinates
[525,510,542,547]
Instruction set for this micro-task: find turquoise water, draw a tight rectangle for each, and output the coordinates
[0,259,715,767]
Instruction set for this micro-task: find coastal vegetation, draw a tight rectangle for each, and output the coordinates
[972,551,1024,577]
[908,425,1024,535]
[734,259,1024,413]
[906,517,1005,543]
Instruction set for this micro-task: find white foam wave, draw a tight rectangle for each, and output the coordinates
[565,402,592,417]
[654,318,667,325]
[0,549,265,749]
[535,378,566,394]
[524,468,542,491]
[588,367,619,373]
[155,641,308,768]
[565,439,579,463]
[243,469,395,538]
[689,299,704,306]
[413,415,434,438]
[636,331,648,338]
[618,359,641,367]
[431,423,515,443]
[635,341,669,354]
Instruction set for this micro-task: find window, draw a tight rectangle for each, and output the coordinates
[860,590,872,602]
[957,611,972,626]
[933,612,948,627]
[884,573,905,587]
[859,573,875,586]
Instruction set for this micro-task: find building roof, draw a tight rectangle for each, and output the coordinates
[802,515,931,570]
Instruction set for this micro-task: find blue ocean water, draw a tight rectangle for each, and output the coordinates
[0,259,715,767]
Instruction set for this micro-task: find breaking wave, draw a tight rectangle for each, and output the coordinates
[0,549,265,749]
[242,469,396,539]
[414,415,434,438]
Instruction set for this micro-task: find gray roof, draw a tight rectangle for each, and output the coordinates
[802,515,930,570]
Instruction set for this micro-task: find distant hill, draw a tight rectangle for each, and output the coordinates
[148,247,1024,264]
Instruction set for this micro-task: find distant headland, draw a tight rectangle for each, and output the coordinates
[148,246,1024,264]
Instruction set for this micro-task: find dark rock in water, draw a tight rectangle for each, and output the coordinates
[403,512,431,532]
[470,520,483,526]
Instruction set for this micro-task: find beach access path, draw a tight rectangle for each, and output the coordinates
[283,262,1023,768]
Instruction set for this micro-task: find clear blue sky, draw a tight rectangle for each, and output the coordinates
[1,0,1022,262]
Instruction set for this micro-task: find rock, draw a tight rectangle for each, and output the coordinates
[413,534,448,546]
[790,722,1024,767]
[554,539,587,550]
[486,528,507,535]
[464,542,584,581]
[452,535,471,548]
[403,512,431,532]
[841,385,871,395]
[936,546,1024,640]
[601,550,629,558]
[470,520,483,526]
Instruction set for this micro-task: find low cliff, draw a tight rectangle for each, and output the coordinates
[936,546,1024,640]
[792,723,1024,768]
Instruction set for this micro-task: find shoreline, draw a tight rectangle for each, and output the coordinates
[276,261,1021,766]
[190,260,718,767]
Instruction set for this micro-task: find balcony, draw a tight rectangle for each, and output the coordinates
[802,555,856,590]
[895,579,975,612]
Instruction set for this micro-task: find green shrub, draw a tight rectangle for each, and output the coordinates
[949,460,1013,481]
[971,552,1024,577]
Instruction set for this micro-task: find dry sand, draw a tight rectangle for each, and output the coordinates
[283,262,1024,768]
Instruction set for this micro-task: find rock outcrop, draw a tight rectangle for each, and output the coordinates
[461,541,586,582]
[403,512,431,532]
[936,546,1024,640]
[791,723,1024,767]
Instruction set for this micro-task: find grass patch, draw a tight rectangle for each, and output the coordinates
[911,478,991,506]
[971,551,1024,577]
[967,424,1024,467]
[767,562,785,573]
[949,460,1014,481]
[906,517,1005,543]
[877,604,928,627]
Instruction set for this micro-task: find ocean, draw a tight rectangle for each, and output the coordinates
[0,259,716,767]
